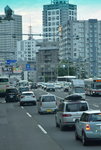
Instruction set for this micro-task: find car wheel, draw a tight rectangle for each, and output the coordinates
[82,132,88,146]
[75,129,79,140]
[55,118,59,127]
[20,103,23,106]
[60,121,64,131]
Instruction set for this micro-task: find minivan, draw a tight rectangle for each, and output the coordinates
[55,96,89,131]
[5,87,20,102]
[37,94,57,114]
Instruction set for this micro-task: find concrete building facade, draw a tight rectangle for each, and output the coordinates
[59,19,101,78]
[43,0,77,41]
[36,42,59,82]
[0,14,22,60]
[17,39,43,82]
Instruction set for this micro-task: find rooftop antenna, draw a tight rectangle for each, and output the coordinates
[28,16,33,40]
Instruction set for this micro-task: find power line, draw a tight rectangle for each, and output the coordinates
[0,33,60,37]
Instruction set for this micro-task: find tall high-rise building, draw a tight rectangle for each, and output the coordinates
[0,7,22,60]
[43,0,77,41]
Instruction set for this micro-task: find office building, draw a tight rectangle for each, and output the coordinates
[0,10,22,60]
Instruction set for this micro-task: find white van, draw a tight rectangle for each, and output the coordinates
[37,94,57,114]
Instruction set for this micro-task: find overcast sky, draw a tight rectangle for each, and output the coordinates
[0,0,101,39]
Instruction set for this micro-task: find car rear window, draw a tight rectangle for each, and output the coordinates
[42,96,55,102]
[6,89,17,93]
[19,87,29,92]
[89,113,101,122]
[66,103,88,112]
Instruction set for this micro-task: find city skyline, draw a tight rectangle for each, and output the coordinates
[0,0,101,39]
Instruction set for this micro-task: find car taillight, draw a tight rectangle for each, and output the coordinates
[85,124,91,131]
[6,85,9,87]
[62,114,72,117]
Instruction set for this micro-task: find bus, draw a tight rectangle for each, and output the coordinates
[84,78,101,96]
[0,76,10,96]
[57,76,77,82]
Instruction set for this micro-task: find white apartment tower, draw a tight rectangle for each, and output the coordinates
[17,39,38,62]
[43,0,77,41]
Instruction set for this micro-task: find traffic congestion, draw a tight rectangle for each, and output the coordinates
[0,77,101,149]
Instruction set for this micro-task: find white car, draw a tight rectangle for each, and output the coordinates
[20,91,36,106]
[37,94,57,114]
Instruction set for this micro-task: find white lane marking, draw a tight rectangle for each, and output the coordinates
[93,104,99,108]
[26,112,32,118]
[21,106,24,109]
[38,124,47,134]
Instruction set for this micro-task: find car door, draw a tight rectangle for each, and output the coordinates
[76,113,88,137]
[56,103,64,124]
[37,96,41,110]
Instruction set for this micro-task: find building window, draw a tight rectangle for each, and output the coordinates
[56,10,59,14]
[48,11,51,15]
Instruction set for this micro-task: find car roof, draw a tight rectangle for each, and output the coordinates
[65,94,84,101]
[63,100,88,104]
[41,94,56,97]
[6,86,17,89]
[83,110,101,114]
[22,91,34,94]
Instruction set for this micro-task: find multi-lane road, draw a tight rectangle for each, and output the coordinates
[0,88,101,150]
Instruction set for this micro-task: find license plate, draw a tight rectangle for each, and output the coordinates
[47,109,52,112]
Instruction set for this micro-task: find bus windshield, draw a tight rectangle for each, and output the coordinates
[0,78,9,82]
[75,87,85,93]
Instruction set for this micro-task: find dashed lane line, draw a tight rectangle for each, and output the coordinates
[26,112,32,118]
[38,124,47,134]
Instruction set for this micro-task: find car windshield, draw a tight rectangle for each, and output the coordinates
[66,103,88,112]
[47,84,54,87]
[42,96,55,102]
[89,113,101,122]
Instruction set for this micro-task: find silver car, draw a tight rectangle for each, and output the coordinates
[20,91,37,106]
[37,94,57,114]
[55,99,89,131]
[75,110,101,146]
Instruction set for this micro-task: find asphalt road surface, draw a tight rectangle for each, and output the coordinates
[0,88,101,150]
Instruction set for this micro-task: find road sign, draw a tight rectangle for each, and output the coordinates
[26,64,31,71]
[6,60,17,65]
